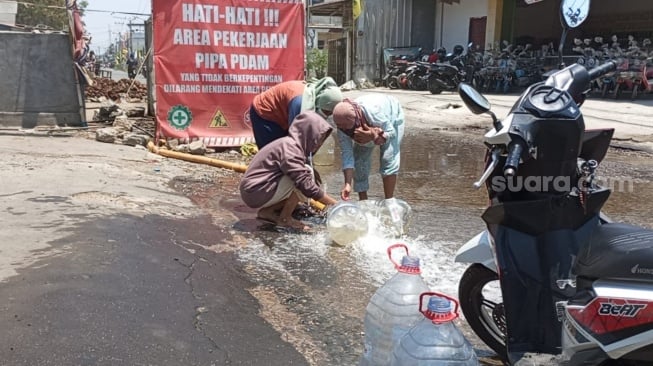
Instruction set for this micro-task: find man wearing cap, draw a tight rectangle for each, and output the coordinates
[331,94,405,201]
[250,77,343,149]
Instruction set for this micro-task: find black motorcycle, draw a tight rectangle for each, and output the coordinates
[405,61,432,90]
[455,58,653,365]
[427,43,477,94]
[383,58,410,89]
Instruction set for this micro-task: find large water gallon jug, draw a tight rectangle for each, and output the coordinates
[376,198,412,237]
[360,244,431,366]
[312,134,336,166]
[326,201,369,246]
[390,292,479,366]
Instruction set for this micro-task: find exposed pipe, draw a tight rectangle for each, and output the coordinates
[147,141,326,211]
[147,141,248,172]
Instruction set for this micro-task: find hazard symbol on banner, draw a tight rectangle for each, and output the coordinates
[209,109,230,128]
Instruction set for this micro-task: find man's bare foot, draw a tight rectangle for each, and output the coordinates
[277,217,311,231]
[257,207,280,223]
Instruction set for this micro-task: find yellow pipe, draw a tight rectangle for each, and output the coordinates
[147,141,326,211]
[147,141,248,172]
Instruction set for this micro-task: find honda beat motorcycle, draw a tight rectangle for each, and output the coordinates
[454,60,653,366]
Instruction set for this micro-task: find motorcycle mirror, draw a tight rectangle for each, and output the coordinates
[458,83,502,131]
[561,0,590,29]
[557,0,591,70]
[458,83,490,114]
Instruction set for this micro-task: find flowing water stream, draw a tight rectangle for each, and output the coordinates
[181,129,653,366]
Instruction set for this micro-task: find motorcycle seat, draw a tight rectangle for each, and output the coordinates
[576,223,653,280]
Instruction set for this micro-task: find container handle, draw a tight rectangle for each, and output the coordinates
[419,292,460,323]
[387,243,409,269]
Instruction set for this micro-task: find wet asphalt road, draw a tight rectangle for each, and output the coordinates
[1,129,652,365]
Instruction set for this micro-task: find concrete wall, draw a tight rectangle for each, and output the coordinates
[434,0,489,51]
[0,32,83,128]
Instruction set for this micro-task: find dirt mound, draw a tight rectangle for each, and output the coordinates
[86,78,148,101]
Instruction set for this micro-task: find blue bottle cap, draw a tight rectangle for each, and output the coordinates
[428,296,453,314]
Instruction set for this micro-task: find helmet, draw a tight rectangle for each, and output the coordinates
[436,47,446,58]
[453,44,464,56]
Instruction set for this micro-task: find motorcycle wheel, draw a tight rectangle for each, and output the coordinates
[502,79,511,94]
[601,82,609,99]
[632,83,639,100]
[388,76,400,89]
[459,264,507,361]
[613,84,621,100]
[428,80,442,94]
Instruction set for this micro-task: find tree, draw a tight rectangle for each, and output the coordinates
[306,48,328,79]
[16,0,88,31]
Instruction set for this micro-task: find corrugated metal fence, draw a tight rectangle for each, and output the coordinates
[354,0,414,82]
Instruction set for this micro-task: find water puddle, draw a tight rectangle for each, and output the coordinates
[178,130,653,365]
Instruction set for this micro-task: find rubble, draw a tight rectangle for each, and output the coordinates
[123,133,149,147]
[92,104,123,122]
[96,128,119,143]
[86,78,148,101]
[113,115,134,132]
[172,141,208,155]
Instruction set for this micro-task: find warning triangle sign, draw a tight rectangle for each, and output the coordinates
[209,109,230,128]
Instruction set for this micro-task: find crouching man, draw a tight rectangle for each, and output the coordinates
[239,111,339,231]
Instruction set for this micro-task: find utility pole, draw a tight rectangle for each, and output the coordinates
[108,24,112,57]
[127,20,146,54]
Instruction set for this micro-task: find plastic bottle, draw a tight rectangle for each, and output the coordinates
[312,134,336,166]
[360,244,431,366]
[390,292,480,366]
[376,198,412,237]
[326,201,369,246]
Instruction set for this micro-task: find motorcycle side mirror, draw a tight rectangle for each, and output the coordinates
[561,0,590,29]
[458,83,490,114]
[557,0,591,69]
[458,83,502,131]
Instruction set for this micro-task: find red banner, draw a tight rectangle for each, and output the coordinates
[152,0,305,147]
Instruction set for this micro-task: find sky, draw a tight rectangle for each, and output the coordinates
[82,0,152,54]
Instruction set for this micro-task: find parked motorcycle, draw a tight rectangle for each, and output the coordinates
[453,4,653,364]
[405,61,431,91]
[606,36,653,99]
[454,58,653,365]
[383,57,411,89]
[427,43,474,94]
[629,56,653,100]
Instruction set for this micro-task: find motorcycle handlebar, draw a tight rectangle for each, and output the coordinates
[588,61,617,80]
[504,140,525,177]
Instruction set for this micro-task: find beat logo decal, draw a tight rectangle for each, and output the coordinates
[598,303,647,318]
